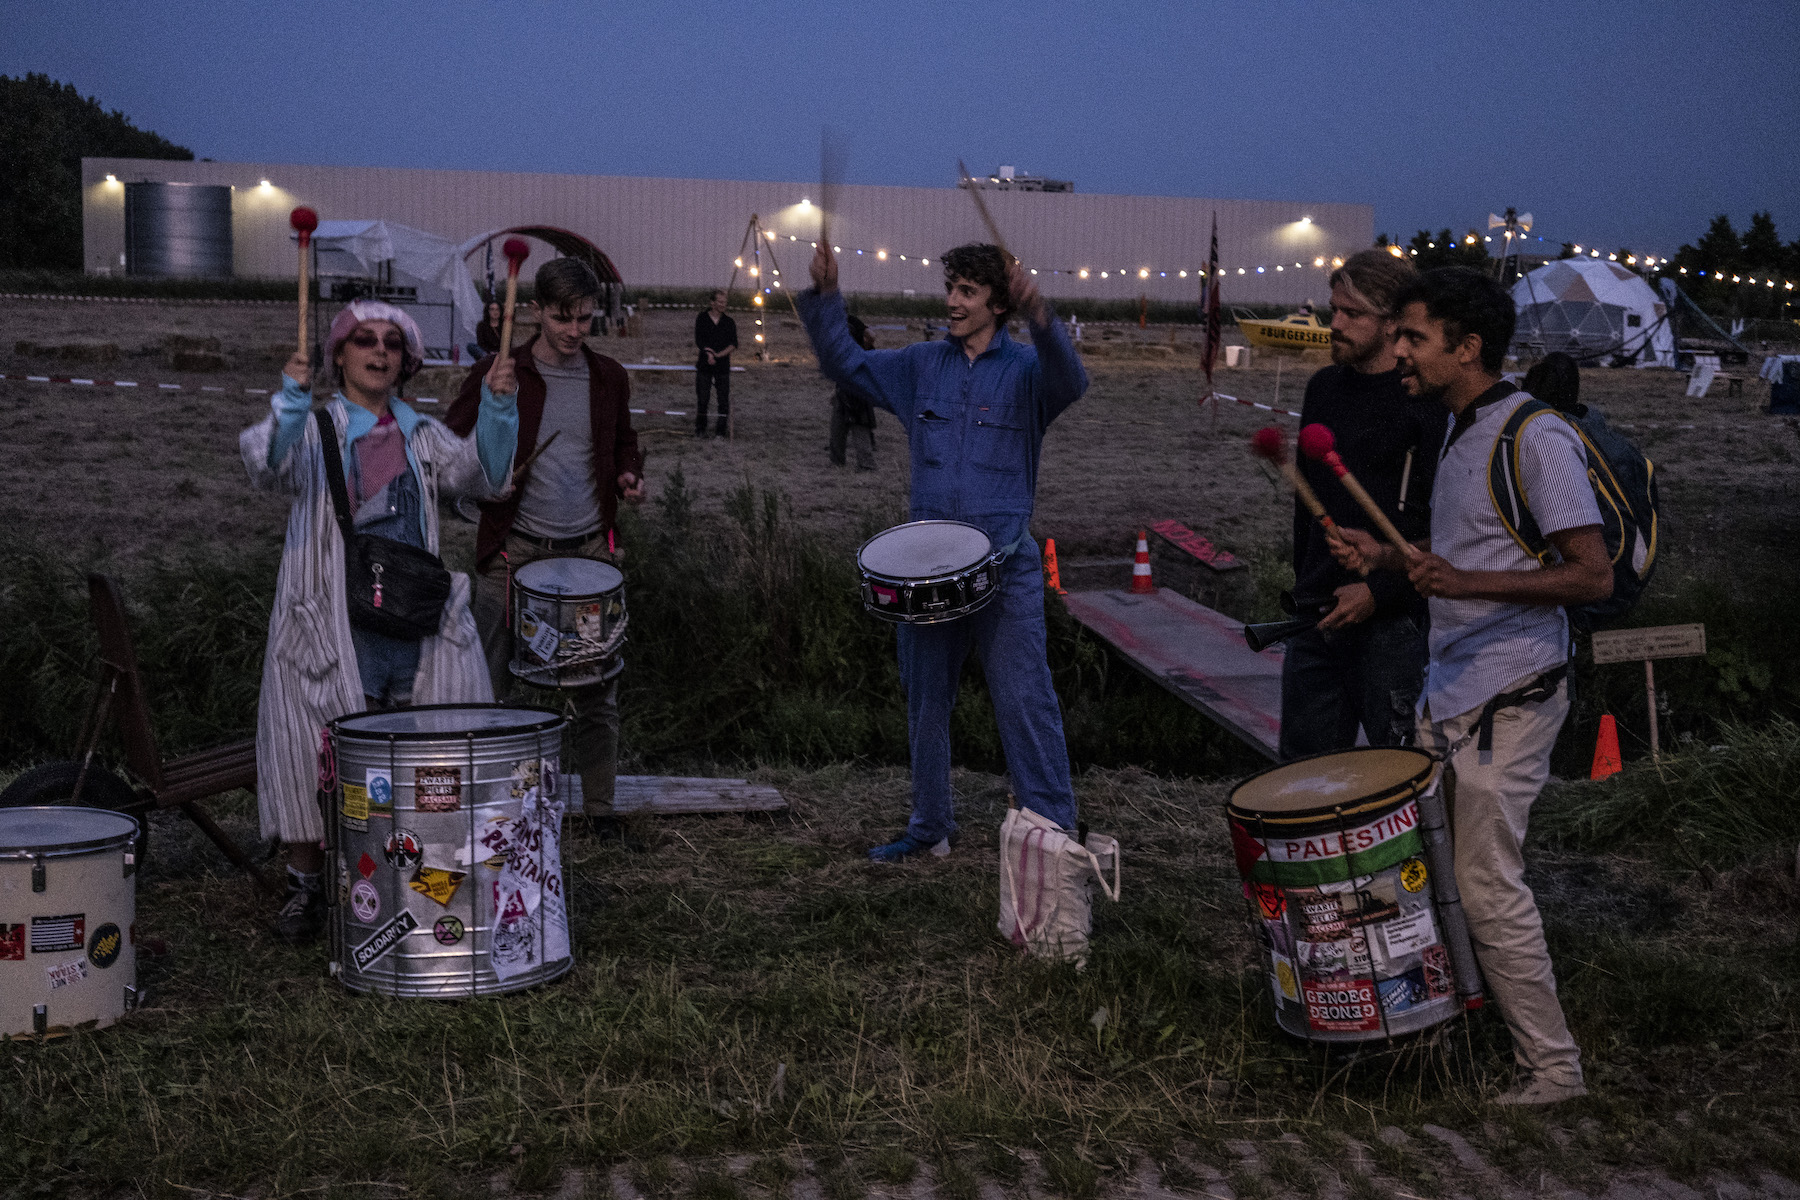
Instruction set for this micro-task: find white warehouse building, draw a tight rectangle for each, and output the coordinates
[82,157,1372,306]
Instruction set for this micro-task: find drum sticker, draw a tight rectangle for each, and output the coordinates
[0,924,23,961]
[1248,881,1284,921]
[366,770,394,819]
[1379,910,1438,961]
[351,911,418,971]
[1422,944,1455,998]
[973,573,989,592]
[576,602,605,643]
[408,866,467,907]
[488,782,571,982]
[433,915,465,945]
[521,610,560,663]
[871,584,898,607]
[350,879,381,923]
[46,959,89,991]
[1261,918,1294,957]
[383,828,423,870]
[1304,979,1381,1033]
[1297,931,1372,982]
[1270,952,1300,1002]
[1399,858,1429,893]
[87,923,123,969]
[342,781,370,824]
[415,766,462,813]
[30,914,85,954]
[1378,968,1432,1015]
[358,852,378,879]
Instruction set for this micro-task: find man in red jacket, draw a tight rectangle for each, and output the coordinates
[447,257,644,819]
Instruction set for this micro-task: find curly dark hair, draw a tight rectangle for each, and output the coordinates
[1394,267,1516,373]
[941,243,1012,317]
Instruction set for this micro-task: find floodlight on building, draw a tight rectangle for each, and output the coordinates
[104,174,117,183]
[259,179,272,190]
[1300,216,1311,225]
[799,197,811,208]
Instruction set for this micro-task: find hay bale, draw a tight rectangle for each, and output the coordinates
[55,342,122,364]
[169,350,227,372]
[163,334,223,354]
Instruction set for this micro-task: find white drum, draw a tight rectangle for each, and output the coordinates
[510,556,628,688]
[0,806,141,1038]
[856,520,1001,624]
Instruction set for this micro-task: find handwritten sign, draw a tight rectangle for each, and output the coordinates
[1591,624,1706,665]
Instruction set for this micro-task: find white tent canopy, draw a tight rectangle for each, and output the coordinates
[295,220,484,361]
[1511,258,1675,368]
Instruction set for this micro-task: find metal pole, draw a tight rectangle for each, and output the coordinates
[1645,659,1661,764]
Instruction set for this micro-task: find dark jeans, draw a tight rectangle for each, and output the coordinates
[1277,611,1427,760]
[695,366,730,432]
[829,396,876,468]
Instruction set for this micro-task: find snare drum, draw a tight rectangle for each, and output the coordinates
[328,704,573,999]
[1227,749,1461,1043]
[856,520,1001,624]
[0,806,141,1038]
[510,556,627,688]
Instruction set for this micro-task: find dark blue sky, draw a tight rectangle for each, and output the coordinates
[10,0,1795,255]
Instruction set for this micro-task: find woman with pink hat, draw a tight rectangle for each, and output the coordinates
[240,299,518,944]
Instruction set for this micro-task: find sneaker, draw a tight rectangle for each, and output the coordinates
[273,880,327,945]
[867,834,952,862]
[1493,1074,1588,1107]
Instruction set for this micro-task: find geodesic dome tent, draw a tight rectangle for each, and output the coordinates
[1511,259,1676,368]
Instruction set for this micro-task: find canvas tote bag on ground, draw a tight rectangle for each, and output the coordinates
[997,804,1121,967]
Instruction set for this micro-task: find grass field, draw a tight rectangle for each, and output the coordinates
[2,295,1799,1196]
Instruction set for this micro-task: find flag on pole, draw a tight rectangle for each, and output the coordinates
[1200,212,1222,420]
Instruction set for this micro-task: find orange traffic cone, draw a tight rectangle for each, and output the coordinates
[1130,530,1155,594]
[1590,714,1623,780]
[1043,537,1066,595]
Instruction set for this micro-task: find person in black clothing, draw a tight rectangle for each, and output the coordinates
[694,289,738,436]
[1279,249,1444,759]
[829,313,879,468]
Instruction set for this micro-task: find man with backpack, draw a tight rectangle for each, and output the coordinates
[1330,267,1613,1107]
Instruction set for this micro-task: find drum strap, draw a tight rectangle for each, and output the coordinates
[1473,664,1567,754]
[994,534,1026,563]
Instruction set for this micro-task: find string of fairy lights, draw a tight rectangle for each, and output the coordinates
[734,226,1800,296]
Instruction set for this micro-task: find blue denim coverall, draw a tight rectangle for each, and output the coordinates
[796,287,1089,844]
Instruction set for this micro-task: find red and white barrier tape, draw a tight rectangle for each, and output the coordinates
[1211,391,1302,420]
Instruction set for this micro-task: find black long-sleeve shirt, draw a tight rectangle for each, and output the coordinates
[1292,364,1448,618]
[694,311,737,369]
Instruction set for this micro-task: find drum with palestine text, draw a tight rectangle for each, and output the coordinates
[327,704,573,999]
[1227,749,1458,1042]
[0,806,141,1038]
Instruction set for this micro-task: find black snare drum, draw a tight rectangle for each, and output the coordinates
[855,520,1001,624]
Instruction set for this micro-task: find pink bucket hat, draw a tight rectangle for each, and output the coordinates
[326,299,426,382]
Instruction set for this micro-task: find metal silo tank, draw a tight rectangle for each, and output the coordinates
[124,182,233,277]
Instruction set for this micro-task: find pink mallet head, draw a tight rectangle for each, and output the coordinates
[1297,423,1337,462]
[1249,426,1286,464]
[502,237,531,273]
[290,206,318,244]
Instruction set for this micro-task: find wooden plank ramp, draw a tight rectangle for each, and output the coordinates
[1061,588,1283,759]
[562,775,787,815]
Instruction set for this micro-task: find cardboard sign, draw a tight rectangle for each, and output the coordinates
[1591,623,1706,664]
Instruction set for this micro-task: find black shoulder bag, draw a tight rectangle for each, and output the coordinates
[315,407,452,641]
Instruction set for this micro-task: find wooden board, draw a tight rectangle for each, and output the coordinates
[1061,588,1282,759]
[562,775,787,815]
[1591,623,1707,664]
[1148,518,1244,572]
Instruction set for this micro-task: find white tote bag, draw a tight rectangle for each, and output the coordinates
[997,804,1121,967]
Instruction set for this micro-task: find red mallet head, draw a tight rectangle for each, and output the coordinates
[1297,423,1337,463]
[1249,426,1287,464]
[502,237,531,275]
[290,206,318,245]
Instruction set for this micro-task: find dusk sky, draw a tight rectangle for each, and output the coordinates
[8,0,1795,256]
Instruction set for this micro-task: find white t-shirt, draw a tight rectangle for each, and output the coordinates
[1424,389,1602,720]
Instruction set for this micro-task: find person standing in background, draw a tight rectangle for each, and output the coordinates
[828,313,879,469]
[694,289,737,438]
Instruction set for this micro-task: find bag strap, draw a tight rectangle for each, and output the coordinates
[1487,398,1558,566]
[314,406,357,543]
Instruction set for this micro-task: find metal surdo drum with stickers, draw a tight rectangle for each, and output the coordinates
[327,705,573,999]
[856,520,1001,624]
[1227,749,1461,1043]
[510,556,628,688]
[0,807,141,1038]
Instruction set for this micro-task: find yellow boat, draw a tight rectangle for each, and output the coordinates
[1236,309,1332,352]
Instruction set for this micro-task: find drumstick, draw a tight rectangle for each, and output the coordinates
[956,159,1014,265]
[1250,427,1368,577]
[512,429,560,477]
[1297,424,1419,558]
[498,237,531,357]
[291,207,318,360]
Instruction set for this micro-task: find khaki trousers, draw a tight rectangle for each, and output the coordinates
[1416,676,1583,1086]
[473,531,622,814]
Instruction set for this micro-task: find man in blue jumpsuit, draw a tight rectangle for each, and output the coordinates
[797,241,1089,861]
